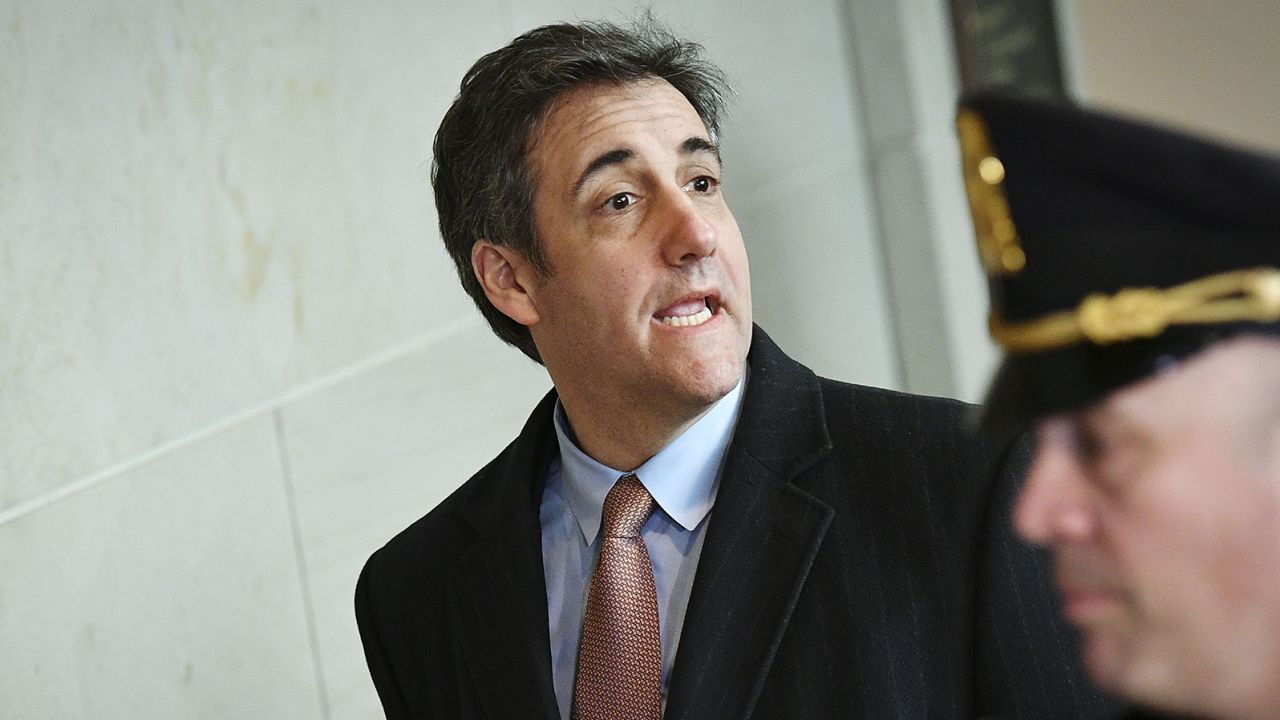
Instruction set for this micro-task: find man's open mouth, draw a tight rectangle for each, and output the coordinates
[655,295,719,327]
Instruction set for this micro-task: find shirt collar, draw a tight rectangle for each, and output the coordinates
[552,370,747,545]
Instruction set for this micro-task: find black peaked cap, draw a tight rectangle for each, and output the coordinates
[957,92,1280,435]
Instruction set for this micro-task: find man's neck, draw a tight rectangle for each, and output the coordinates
[555,392,719,471]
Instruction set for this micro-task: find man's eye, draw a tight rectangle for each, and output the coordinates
[1061,416,1103,461]
[1077,429,1106,464]
[606,193,634,210]
[688,176,717,193]
[1075,421,1123,476]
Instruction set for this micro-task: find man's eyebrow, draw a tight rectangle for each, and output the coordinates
[569,137,722,199]
[681,136,721,163]
[572,148,634,198]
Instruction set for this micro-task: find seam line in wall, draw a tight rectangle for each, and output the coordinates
[274,408,333,720]
[0,315,482,527]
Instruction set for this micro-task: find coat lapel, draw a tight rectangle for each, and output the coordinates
[446,391,562,720]
[664,328,837,720]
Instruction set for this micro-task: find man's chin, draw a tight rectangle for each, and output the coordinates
[686,367,743,404]
[1082,629,1197,716]
[665,355,745,408]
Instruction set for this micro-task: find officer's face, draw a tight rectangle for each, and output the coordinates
[1015,337,1280,719]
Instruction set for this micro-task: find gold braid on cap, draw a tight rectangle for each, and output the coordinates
[958,108,1026,276]
[990,267,1280,353]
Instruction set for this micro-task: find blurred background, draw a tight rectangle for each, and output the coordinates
[3,0,1279,717]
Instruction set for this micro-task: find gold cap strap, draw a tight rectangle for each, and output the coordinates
[990,267,1280,353]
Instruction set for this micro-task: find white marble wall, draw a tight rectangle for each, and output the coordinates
[0,0,980,717]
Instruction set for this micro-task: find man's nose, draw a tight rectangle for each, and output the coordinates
[659,193,717,266]
[1014,421,1098,546]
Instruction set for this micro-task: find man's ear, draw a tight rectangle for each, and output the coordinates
[471,240,541,327]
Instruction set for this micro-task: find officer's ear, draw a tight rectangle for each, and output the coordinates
[471,240,541,327]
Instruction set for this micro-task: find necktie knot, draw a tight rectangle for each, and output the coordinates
[601,475,654,539]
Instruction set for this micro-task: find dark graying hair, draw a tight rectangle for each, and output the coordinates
[432,17,732,363]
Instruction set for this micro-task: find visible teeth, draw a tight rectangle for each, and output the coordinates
[660,304,713,327]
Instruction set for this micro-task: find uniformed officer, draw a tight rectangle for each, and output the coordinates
[958,93,1280,720]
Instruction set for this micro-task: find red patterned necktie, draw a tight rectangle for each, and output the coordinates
[571,474,663,720]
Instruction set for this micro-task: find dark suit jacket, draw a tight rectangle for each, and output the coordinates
[356,327,1119,719]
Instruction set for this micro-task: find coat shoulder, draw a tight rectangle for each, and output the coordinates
[816,377,1003,465]
[361,388,557,588]
[360,439,513,592]
[819,378,971,422]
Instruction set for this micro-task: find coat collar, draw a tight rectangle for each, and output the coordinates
[731,326,834,478]
[446,326,835,720]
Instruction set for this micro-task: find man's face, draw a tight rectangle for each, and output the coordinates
[1015,338,1280,717]
[522,78,752,421]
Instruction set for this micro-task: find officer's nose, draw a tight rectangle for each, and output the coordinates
[1014,417,1100,546]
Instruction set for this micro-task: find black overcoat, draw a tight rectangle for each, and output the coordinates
[356,327,1117,719]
